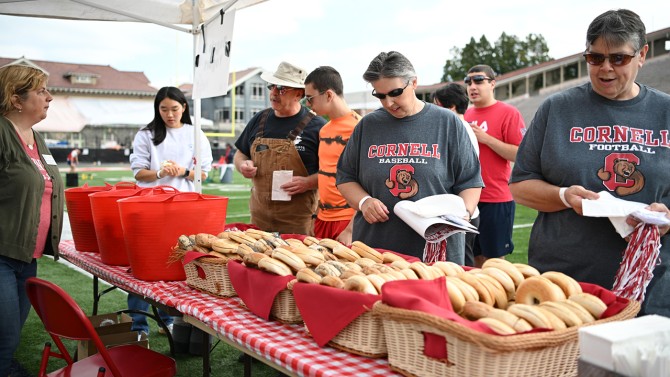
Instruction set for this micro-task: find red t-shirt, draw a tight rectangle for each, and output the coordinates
[465,101,525,202]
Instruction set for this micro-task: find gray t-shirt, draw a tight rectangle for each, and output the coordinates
[337,103,483,260]
[511,82,670,316]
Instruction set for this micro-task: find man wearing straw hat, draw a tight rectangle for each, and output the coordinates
[234,61,326,235]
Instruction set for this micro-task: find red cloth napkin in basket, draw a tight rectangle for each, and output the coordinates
[227,260,294,320]
[293,282,380,347]
[580,282,630,318]
[181,250,211,265]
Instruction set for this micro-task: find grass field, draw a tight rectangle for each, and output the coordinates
[14,166,537,376]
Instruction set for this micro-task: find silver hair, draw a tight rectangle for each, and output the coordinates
[362,51,417,83]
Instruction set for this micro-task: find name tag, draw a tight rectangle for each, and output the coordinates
[42,154,57,165]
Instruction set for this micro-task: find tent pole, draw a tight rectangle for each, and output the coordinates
[71,0,192,33]
[192,0,202,193]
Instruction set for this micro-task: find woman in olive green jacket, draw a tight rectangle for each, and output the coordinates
[0,64,64,377]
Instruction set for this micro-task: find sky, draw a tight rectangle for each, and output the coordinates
[1,0,669,94]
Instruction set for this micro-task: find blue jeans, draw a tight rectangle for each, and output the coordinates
[0,256,37,377]
[127,294,173,334]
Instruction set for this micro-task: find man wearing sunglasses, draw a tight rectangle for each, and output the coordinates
[337,51,482,263]
[511,9,670,318]
[464,64,526,268]
[304,66,361,245]
[234,61,326,235]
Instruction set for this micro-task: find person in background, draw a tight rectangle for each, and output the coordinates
[0,64,64,377]
[128,86,213,336]
[433,83,481,267]
[510,9,670,317]
[234,61,326,235]
[337,51,482,263]
[464,64,525,267]
[67,147,80,173]
[304,66,360,245]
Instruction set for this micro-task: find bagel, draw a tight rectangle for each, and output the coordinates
[477,317,517,335]
[366,274,387,294]
[399,268,419,280]
[340,269,365,279]
[302,236,320,246]
[446,276,479,302]
[332,244,359,262]
[461,301,493,320]
[482,258,525,288]
[480,266,516,301]
[207,251,229,261]
[355,257,378,268]
[284,238,307,249]
[242,252,267,268]
[244,228,274,238]
[373,263,396,274]
[513,263,541,278]
[536,306,567,330]
[258,257,292,276]
[211,238,239,253]
[236,243,256,258]
[325,260,349,275]
[262,234,290,248]
[314,262,341,277]
[386,269,407,281]
[382,251,406,264]
[486,308,533,332]
[445,278,466,313]
[515,276,566,305]
[343,275,378,295]
[228,231,257,245]
[342,262,362,272]
[252,239,274,254]
[569,293,608,319]
[409,262,434,280]
[318,238,342,250]
[195,233,218,248]
[390,259,411,270]
[378,272,398,282]
[351,241,383,263]
[361,265,383,275]
[473,272,509,309]
[290,248,326,266]
[432,261,465,277]
[507,303,552,329]
[559,299,596,324]
[320,275,345,289]
[541,271,583,298]
[427,265,446,279]
[271,248,307,273]
[296,268,321,284]
[539,301,584,327]
[458,272,494,306]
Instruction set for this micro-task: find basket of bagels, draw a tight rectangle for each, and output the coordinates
[371,258,640,377]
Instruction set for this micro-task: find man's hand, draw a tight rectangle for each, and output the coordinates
[280,176,311,195]
[239,160,257,179]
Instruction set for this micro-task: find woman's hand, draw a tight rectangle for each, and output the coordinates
[626,202,670,237]
[360,197,389,224]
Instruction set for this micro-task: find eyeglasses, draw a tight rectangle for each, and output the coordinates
[464,75,492,86]
[371,81,410,100]
[304,91,325,105]
[583,51,638,66]
[267,84,295,95]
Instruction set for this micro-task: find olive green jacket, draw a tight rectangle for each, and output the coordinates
[0,116,64,263]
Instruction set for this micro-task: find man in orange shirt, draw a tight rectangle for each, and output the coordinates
[304,66,361,244]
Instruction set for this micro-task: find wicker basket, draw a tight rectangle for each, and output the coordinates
[328,310,387,358]
[270,289,303,324]
[373,300,640,377]
[184,258,236,297]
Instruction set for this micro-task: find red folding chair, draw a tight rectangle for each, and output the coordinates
[26,277,177,377]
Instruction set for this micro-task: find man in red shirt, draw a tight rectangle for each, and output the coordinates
[67,148,80,173]
[464,65,525,267]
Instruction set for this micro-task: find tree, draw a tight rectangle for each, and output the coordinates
[441,33,552,82]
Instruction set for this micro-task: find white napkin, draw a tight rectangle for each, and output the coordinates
[581,191,670,238]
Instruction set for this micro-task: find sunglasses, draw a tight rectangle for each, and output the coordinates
[464,75,492,85]
[267,84,295,95]
[371,80,410,100]
[582,51,638,66]
[304,91,325,105]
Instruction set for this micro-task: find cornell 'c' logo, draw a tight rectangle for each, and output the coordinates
[385,164,419,199]
[597,153,645,196]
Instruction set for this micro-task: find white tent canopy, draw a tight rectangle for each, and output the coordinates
[1,0,266,191]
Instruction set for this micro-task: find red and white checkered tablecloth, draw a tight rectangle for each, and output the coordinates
[58,240,400,377]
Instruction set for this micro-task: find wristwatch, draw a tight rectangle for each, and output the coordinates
[182,169,190,178]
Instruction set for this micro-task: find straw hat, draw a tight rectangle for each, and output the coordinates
[260,61,306,88]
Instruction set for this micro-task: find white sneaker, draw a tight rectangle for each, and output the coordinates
[158,323,173,335]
